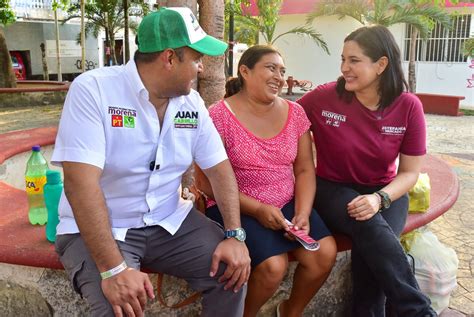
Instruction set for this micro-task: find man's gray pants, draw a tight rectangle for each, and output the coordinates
[55,208,246,317]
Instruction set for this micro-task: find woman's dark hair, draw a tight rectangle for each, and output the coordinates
[225,45,281,98]
[336,25,408,109]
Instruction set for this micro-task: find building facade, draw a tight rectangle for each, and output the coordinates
[250,1,474,108]
[2,0,99,80]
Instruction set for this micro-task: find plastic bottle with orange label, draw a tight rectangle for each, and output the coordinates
[25,145,49,225]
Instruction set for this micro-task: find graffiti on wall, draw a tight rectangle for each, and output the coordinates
[75,59,97,71]
[467,60,474,88]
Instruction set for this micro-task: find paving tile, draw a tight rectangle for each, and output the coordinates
[449,295,474,314]
[424,115,474,314]
[458,278,474,293]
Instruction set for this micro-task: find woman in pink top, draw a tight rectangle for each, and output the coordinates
[196,45,336,317]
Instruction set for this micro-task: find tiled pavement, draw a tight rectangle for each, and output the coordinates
[0,104,473,315]
[425,115,474,316]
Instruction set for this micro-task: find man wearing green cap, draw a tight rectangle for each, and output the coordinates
[52,7,250,317]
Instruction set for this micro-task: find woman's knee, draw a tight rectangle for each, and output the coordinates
[293,235,337,275]
[318,235,337,272]
[253,255,288,286]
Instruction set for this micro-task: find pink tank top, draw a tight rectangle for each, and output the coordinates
[208,99,311,208]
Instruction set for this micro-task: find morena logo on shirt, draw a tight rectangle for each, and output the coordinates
[174,111,199,129]
[321,110,346,128]
[109,106,137,128]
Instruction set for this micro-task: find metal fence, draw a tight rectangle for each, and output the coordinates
[403,14,472,63]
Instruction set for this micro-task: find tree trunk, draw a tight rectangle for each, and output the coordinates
[124,0,130,63]
[0,28,16,88]
[110,31,118,65]
[156,0,197,11]
[408,28,418,93]
[40,43,49,80]
[197,0,226,107]
[54,9,63,81]
[105,27,111,66]
[81,0,86,72]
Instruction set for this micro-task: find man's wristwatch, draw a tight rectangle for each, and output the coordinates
[224,227,246,242]
[375,190,392,211]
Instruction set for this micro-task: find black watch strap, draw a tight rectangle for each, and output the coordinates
[375,190,391,210]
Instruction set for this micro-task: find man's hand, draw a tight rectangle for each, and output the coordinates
[255,203,290,231]
[209,238,251,292]
[347,194,380,221]
[101,268,155,317]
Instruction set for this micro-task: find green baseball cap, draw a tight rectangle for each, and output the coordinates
[137,7,228,56]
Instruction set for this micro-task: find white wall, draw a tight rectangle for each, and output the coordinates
[403,62,474,108]
[272,14,474,108]
[268,15,361,87]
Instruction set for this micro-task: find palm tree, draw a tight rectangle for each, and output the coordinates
[80,0,85,72]
[233,0,329,54]
[464,36,474,58]
[224,0,257,46]
[307,0,453,92]
[123,0,129,63]
[66,0,149,66]
[52,0,71,81]
[198,0,226,107]
[0,0,16,88]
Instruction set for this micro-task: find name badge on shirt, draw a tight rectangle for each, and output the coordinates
[109,106,137,128]
[174,111,199,129]
[380,126,406,136]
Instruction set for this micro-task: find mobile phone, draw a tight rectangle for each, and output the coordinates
[284,219,320,251]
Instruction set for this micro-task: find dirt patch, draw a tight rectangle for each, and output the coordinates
[0,104,62,133]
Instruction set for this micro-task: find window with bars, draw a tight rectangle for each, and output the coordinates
[403,14,472,63]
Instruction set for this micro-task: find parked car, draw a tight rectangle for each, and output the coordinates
[10,51,26,80]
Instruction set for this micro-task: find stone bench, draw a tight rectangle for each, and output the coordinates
[415,93,465,117]
[0,127,460,316]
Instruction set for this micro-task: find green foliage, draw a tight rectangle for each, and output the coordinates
[0,0,15,26]
[225,0,258,45]
[66,0,149,40]
[460,108,474,116]
[307,0,453,40]
[464,36,474,58]
[228,0,329,54]
[52,0,70,11]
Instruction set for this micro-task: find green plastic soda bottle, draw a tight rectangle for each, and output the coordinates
[25,145,49,225]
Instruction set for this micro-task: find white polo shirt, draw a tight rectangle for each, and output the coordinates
[52,59,227,238]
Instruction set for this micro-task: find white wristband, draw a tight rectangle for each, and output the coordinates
[100,261,128,280]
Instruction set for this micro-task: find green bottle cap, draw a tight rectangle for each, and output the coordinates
[46,170,62,184]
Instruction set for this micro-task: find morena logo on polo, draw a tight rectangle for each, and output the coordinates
[109,106,136,128]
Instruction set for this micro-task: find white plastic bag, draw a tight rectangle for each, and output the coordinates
[409,230,459,314]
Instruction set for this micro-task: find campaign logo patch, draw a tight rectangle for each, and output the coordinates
[174,111,199,129]
[321,110,346,128]
[112,115,123,127]
[124,116,135,128]
[109,106,137,128]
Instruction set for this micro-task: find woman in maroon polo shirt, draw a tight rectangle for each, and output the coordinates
[298,25,436,316]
